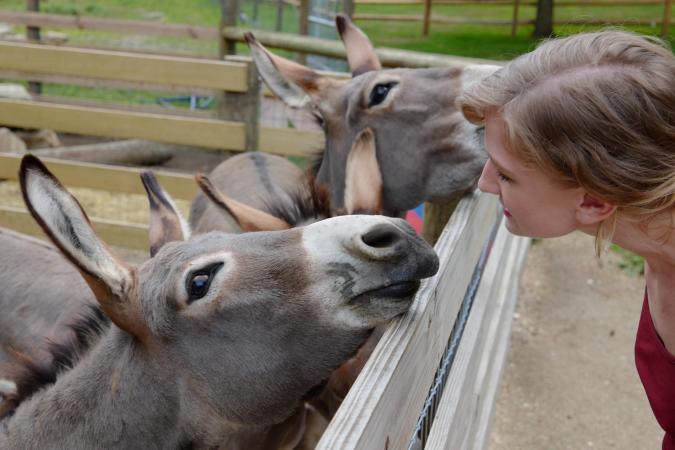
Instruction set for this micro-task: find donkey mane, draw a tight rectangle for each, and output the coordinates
[0,304,109,419]
[263,172,332,226]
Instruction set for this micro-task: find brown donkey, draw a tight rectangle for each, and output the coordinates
[189,151,329,234]
[246,14,501,216]
[0,155,438,449]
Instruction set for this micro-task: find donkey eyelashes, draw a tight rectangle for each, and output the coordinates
[186,262,224,303]
[368,81,398,108]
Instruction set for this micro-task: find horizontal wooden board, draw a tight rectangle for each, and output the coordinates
[424,226,529,449]
[0,153,198,201]
[259,127,325,157]
[222,27,502,68]
[0,99,246,151]
[0,11,220,40]
[317,192,499,450]
[0,41,248,92]
[0,205,149,251]
[471,239,529,450]
[0,69,218,96]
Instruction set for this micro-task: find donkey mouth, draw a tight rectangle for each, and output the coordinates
[350,280,421,304]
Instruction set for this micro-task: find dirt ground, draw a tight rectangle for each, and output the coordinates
[489,232,663,450]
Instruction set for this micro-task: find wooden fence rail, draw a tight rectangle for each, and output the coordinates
[0,10,219,41]
[351,0,672,37]
[0,152,196,250]
[0,40,325,156]
[317,192,529,449]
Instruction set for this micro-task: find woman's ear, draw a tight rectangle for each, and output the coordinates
[575,193,617,225]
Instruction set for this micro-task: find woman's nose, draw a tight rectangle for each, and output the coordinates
[477,160,499,195]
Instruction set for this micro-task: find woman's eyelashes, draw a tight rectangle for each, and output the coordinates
[496,170,513,183]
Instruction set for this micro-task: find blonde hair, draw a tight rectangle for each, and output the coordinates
[459,31,675,254]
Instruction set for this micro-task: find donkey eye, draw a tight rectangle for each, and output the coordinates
[368,82,398,107]
[186,262,224,303]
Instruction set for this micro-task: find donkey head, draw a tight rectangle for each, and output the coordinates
[19,156,438,435]
[246,15,500,216]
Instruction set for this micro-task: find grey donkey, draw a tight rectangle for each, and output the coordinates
[0,155,438,449]
[245,14,501,216]
[189,151,330,234]
[188,147,383,234]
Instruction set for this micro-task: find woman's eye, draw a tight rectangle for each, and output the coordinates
[186,262,223,303]
[368,82,398,107]
[496,171,512,183]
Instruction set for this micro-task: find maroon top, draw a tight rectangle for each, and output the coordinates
[635,291,675,450]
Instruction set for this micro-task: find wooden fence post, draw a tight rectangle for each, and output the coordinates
[663,0,672,38]
[218,0,261,153]
[219,0,239,56]
[511,0,521,37]
[422,0,432,36]
[533,0,553,38]
[276,0,285,31]
[26,0,42,95]
[221,56,261,152]
[297,0,310,64]
[422,191,465,246]
[343,0,355,19]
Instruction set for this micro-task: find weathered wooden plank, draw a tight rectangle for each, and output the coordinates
[258,127,324,157]
[0,205,149,251]
[471,237,528,450]
[222,27,503,68]
[0,10,220,40]
[0,99,246,151]
[424,226,529,449]
[317,192,499,450]
[0,69,218,96]
[424,223,512,449]
[0,41,248,92]
[353,13,535,25]
[0,153,198,201]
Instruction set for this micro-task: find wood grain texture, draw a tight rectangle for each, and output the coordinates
[0,99,246,151]
[317,192,499,450]
[424,224,529,450]
[0,205,148,251]
[0,41,248,92]
[0,10,219,40]
[0,153,197,200]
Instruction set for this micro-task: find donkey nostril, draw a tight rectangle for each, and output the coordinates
[361,223,403,249]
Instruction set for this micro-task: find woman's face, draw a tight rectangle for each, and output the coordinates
[478,112,587,238]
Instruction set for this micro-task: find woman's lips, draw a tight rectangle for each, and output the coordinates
[503,207,512,218]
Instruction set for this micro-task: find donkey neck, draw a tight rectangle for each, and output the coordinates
[0,327,186,449]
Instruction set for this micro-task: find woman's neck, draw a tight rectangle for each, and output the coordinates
[606,212,675,274]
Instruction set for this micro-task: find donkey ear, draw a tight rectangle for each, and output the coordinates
[335,14,381,77]
[245,32,323,109]
[140,171,190,257]
[195,173,291,232]
[344,128,383,214]
[19,155,145,338]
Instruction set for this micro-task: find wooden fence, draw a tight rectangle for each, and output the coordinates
[351,0,673,37]
[0,17,529,448]
[0,40,325,156]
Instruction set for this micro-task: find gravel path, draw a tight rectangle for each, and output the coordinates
[489,232,662,450]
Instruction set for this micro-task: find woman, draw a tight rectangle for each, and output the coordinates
[458,31,675,448]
